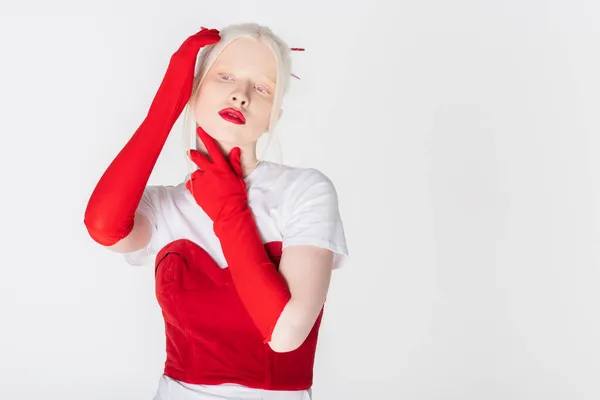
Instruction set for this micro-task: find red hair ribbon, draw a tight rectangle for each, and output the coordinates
[290,47,304,79]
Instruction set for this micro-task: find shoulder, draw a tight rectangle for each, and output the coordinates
[258,161,337,195]
[138,181,191,218]
[255,162,339,217]
[265,162,348,269]
[144,180,189,201]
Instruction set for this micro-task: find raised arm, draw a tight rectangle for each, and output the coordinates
[84,28,220,248]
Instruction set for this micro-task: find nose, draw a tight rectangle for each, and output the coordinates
[231,94,248,107]
[230,85,250,108]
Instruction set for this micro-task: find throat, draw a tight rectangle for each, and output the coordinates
[241,159,261,179]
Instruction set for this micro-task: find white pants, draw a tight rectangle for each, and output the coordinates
[153,375,312,400]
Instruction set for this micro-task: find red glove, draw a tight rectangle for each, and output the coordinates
[84,28,220,246]
[186,126,291,343]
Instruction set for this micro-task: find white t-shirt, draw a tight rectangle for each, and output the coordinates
[124,160,348,270]
[123,160,349,400]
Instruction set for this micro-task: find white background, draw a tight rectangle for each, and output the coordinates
[1,0,599,399]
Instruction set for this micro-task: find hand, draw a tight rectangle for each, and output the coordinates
[185,126,247,221]
[147,28,220,126]
[171,27,220,63]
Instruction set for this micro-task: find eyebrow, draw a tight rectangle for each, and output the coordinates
[215,65,276,85]
[261,71,276,83]
[262,75,276,85]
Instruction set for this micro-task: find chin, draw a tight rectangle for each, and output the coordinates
[202,121,258,146]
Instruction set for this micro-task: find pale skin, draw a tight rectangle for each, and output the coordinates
[108,37,333,353]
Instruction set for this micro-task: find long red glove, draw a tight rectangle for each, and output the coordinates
[186,126,291,343]
[84,28,220,246]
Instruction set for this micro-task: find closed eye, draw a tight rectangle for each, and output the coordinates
[218,73,271,94]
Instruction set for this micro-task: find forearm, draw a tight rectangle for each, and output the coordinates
[214,203,291,343]
[83,119,169,246]
[268,297,322,352]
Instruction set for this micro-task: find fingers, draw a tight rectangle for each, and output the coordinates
[203,29,221,40]
[188,149,212,171]
[180,29,219,54]
[185,170,201,193]
[194,28,220,42]
[197,26,219,35]
[196,126,226,165]
[185,176,196,195]
[193,127,244,177]
[227,147,243,177]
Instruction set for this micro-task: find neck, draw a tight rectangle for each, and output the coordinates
[195,138,259,178]
[238,147,260,178]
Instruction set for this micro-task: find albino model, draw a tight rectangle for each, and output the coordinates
[84,22,348,400]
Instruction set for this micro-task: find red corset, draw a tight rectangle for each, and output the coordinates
[154,239,323,391]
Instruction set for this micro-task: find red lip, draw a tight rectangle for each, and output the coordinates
[218,108,246,125]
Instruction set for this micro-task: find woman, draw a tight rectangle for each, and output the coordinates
[84,22,348,399]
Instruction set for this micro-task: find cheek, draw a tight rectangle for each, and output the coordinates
[192,98,207,122]
[193,88,216,122]
[255,100,273,128]
[250,92,270,111]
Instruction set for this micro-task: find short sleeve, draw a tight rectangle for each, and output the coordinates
[122,185,165,266]
[281,169,349,270]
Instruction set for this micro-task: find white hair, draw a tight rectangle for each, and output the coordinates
[181,22,293,171]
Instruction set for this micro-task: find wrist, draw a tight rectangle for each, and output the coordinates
[213,198,252,236]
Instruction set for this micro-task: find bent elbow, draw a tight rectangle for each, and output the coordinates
[83,213,129,247]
